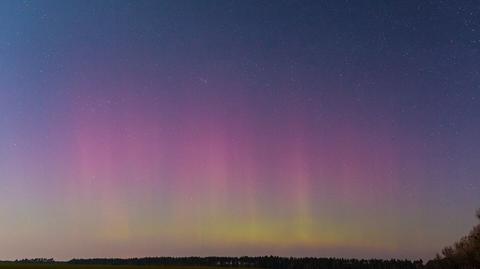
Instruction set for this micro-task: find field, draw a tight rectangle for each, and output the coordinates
[0,264,254,269]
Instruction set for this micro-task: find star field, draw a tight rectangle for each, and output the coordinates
[0,0,479,261]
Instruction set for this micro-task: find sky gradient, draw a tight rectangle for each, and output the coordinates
[0,0,479,261]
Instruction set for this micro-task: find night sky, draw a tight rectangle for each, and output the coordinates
[1,0,479,261]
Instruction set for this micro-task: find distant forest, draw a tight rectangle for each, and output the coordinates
[10,257,424,269]
[6,209,479,269]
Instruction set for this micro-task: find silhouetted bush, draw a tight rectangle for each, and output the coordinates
[425,208,480,269]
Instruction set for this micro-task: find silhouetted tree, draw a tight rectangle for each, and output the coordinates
[426,208,480,269]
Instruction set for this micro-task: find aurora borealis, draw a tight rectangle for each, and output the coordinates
[1,0,480,261]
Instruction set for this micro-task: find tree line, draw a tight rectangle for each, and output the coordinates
[6,208,479,269]
[68,256,423,269]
